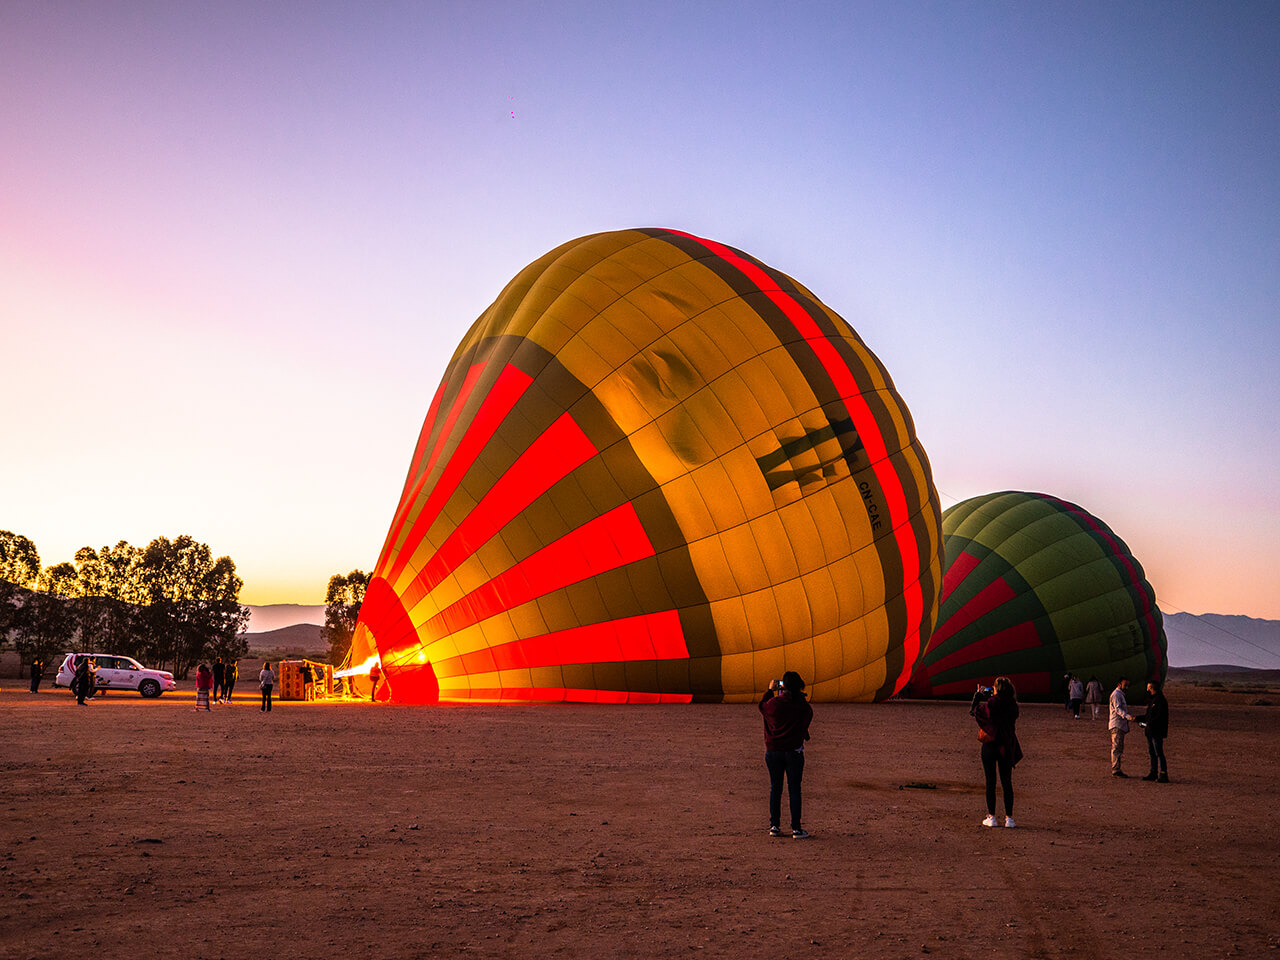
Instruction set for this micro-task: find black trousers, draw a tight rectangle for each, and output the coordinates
[1146,734,1166,774]
[765,749,805,830]
[981,741,1014,816]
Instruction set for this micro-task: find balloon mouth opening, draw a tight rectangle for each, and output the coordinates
[380,658,440,704]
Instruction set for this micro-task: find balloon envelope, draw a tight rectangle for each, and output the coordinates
[354,228,942,703]
[906,491,1166,701]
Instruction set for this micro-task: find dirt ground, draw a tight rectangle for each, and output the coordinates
[1,679,1277,960]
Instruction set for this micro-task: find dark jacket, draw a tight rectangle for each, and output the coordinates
[975,691,1023,766]
[759,690,813,751]
[1141,691,1169,739]
[74,659,91,696]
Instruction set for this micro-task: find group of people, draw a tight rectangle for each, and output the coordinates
[197,660,277,711]
[970,675,1172,827]
[193,658,240,710]
[1108,677,1170,781]
[192,660,335,712]
[1064,674,1108,719]
[759,671,1172,839]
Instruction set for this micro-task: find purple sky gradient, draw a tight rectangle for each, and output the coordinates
[2,1,1277,617]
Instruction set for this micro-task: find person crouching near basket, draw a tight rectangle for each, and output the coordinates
[971,676,1023,827]
[760,671,814,839]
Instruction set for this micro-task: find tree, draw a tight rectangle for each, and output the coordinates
[0,530,41,651]
[73,542,146,658]
[322,569,370,665]
[137,535,249,678]
[13,562,81,668]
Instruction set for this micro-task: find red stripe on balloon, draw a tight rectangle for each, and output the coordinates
[358,576,418,662]
[940,550,981,602]
[381,366,481,568]
[423,503,657,640]
[407,378,450,492]
[669,229,926,692]
[927,576,1017,650]
[435,609,688,676]
[449,687,693,704]
[926,620,1043,675]
[399,413,599,612]
[381,364,486,576]
[385,364,534,585]
[376,379,450,571]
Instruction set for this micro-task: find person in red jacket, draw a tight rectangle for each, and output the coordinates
[194,663,213,712]
[759,671,814,839]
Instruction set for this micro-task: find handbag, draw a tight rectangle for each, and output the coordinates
[977,727,995,743]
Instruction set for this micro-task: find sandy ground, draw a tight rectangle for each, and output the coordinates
[1,680,1277,960]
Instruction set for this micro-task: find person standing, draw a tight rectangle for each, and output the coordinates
[212,658,225,704]
[74,657,93,705]
[973,677,1023,827]
[301,661,314,702]
[195,664,213,711]
[1140,681,1170,782]
[1067,676,1085,719]
[29,657,44,693]
[369,661,381,702]
[259,662,276,713]
[759,671,814,839]
[1085,676,1105,720]
[224,660,238,703]
[1109,677,1136,777]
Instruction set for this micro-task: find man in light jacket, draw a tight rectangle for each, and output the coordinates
[1109,678,1136,777]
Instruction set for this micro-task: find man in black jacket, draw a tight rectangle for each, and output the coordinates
[1140,681,1170,782]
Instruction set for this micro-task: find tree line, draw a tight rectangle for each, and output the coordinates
[0,530,249,679]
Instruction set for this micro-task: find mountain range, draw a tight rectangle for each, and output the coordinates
[1162,612,1280,670]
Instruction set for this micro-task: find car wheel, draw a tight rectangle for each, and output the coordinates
[139,679,161,699]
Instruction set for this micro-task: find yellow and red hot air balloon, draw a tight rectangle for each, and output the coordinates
[351,228,942,703]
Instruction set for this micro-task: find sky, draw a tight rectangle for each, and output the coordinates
[2,1,1277,619]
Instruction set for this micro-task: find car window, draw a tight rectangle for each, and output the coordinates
[120,658,141,671]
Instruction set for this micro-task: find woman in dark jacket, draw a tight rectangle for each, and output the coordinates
[972,676,1022,828]
[759,671,814,839]
[1140,681,1170,782]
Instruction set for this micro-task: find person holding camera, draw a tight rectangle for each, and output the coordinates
[971,676,1022,827]
[759,671,813,839]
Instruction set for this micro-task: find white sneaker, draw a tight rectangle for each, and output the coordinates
[1004,816,1017,828]
[982,814,999,827]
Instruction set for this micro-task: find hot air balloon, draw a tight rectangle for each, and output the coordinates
[905,491,1166,701]
[350,228,942,703]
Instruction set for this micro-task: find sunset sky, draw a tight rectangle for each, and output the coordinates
[2,2,1277,620]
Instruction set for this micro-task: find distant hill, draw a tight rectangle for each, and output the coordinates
[1163,612,1280,669]
[241,623,326,655]
[243,603,325,633]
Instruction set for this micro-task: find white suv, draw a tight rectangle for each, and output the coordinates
[54,653,178,699]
